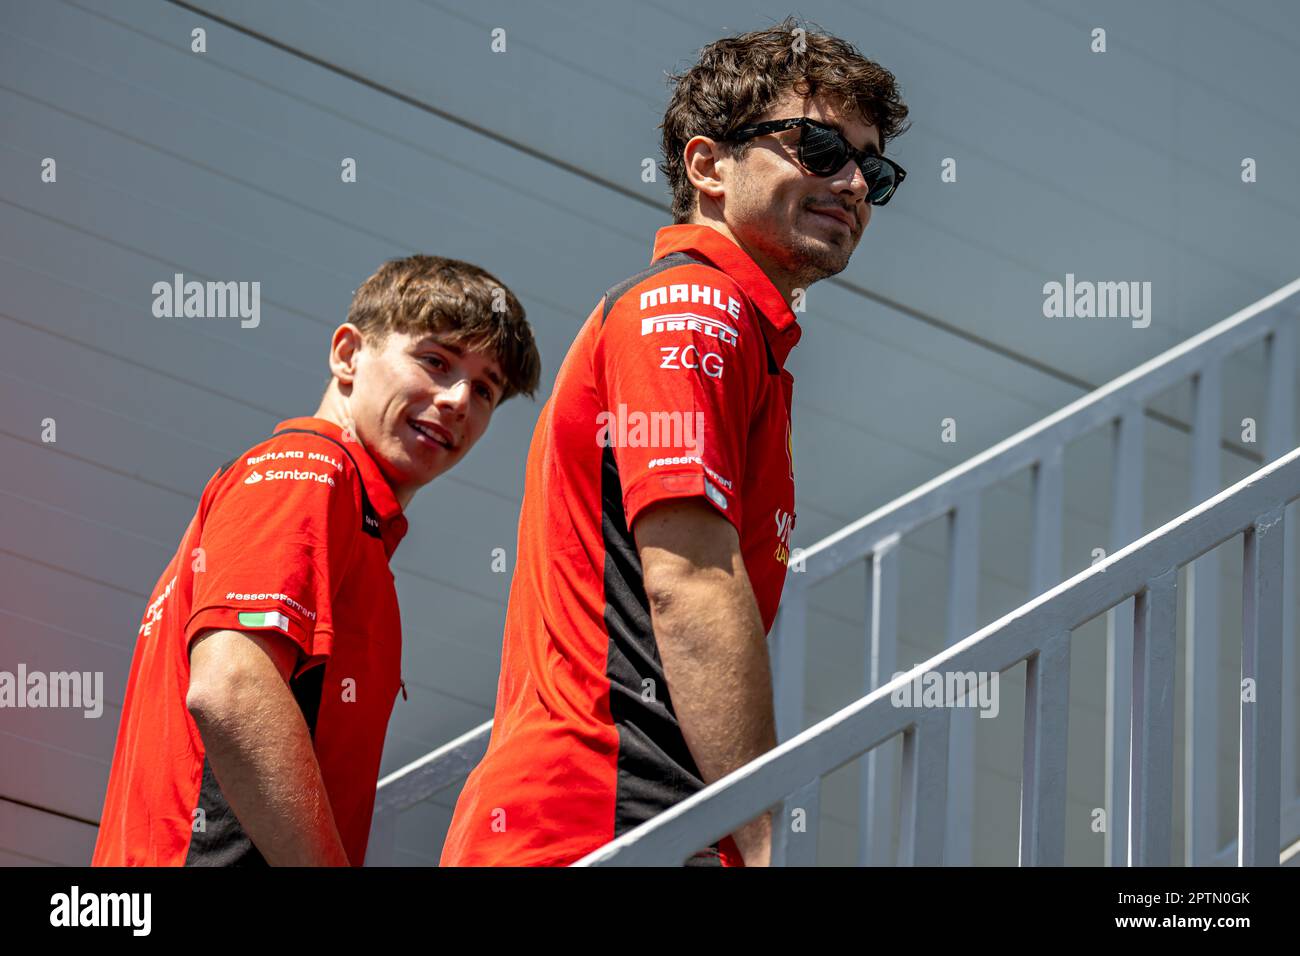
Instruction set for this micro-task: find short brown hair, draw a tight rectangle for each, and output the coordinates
[660,17,911,224]
[347,254,541,403]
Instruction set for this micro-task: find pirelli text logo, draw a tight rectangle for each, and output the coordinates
[640,312,739,348]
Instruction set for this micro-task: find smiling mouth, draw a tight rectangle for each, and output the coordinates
[810,208,854,232]
[409,418,455,450]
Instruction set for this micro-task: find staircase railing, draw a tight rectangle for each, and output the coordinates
[766,278,1300,866]
[366,277,1300,867]
[577,443,1300,866]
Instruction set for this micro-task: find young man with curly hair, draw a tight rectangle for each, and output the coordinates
[442,18,909,867]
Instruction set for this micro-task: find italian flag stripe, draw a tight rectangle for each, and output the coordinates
[238,610,292,634]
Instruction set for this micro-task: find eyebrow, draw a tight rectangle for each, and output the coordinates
[417,337,506,391]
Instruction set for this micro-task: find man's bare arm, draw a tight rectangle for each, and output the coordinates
[186,628,349,866]
[633,498,777,866]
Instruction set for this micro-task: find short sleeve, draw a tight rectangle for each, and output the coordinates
[185,434,360,666]
[594,265,763,532]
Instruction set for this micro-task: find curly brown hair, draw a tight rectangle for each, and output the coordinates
[346,255,541,404]
[659,17,910,224]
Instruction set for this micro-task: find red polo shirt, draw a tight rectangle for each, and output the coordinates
[92,417,408,866]
[441,224,800,867]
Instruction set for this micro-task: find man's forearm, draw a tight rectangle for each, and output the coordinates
[649,563,778,865]
[189,673,349,866]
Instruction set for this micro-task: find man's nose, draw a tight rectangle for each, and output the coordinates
[438,379,471,416]
[831,158,870,203]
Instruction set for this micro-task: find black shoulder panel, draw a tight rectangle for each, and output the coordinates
[600,250,778,374]
[600,251,700,325]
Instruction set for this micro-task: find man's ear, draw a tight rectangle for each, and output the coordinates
[329,323,364,386]
[683,135,727,206]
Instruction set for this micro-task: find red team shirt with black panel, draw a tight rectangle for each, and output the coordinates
[92,417,408,866]
[440,224,801,867]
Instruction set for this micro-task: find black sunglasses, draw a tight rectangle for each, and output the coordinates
[728,117,906,206]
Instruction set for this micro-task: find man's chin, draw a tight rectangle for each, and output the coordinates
[792,248,851,286]
[793,232,853,269]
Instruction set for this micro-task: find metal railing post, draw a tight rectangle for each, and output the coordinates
[1107,407,1145,865]
[1129,569,1178,866]
[1240,508,1285,865]
[1020,630,1071,865]
[1030,449,1064,597]
[898,709,950,866]
[944,495,980,865]
[1265,323,1298,811]
[1186,361,1223,864]
[775,779,820,867]
[861,535,901,866]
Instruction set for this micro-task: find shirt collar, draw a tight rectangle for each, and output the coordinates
[651,223,803,368]
[273,416,408,549]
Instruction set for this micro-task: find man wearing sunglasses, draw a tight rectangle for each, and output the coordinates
[441,18,908,868]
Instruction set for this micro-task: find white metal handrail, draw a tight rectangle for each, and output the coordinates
[770,277,1300,866]
[577,444,1300,866]
[367,277,1300,867]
